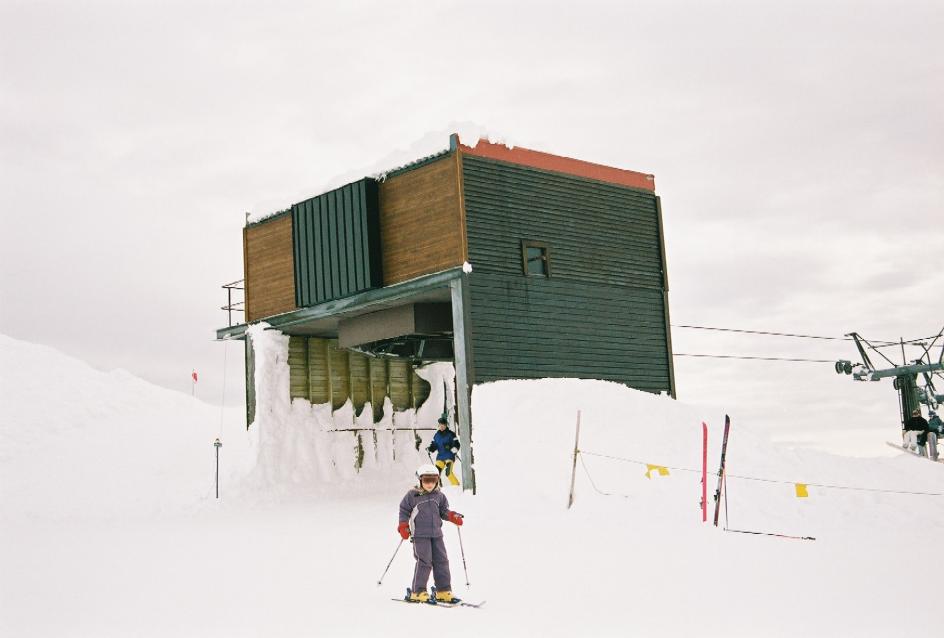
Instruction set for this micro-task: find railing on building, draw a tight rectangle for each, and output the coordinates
[221,279,245,327]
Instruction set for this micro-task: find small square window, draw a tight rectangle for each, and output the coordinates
[521,240,550,277]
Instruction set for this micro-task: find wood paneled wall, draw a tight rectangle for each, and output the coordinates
[244,213,297,322]
[378,155,466,285]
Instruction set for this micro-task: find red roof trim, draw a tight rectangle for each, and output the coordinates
[457,138,655,192]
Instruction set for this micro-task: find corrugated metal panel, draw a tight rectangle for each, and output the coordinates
[462,155,671,392]
[292,179,382,306]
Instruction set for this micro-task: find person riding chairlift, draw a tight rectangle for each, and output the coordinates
[903,408,930,457]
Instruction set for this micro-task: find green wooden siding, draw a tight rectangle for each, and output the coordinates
[462,156,672,392]
[292,179,383,307]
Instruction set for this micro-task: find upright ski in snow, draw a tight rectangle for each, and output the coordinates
[713,415,731,527]
[701,422,708,523]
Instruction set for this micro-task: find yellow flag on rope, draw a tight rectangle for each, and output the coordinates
[795,483,809,498]
[645,464,670,479]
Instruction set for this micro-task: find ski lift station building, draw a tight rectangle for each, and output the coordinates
[216,135,676,491]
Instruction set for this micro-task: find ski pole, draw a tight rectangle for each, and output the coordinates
[427,451,442,481]
[377,538,405,586]
[457,526,470,587]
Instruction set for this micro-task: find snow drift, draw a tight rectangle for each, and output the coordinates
[0,333,250,519]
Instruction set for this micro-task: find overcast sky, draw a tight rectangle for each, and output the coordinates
[1,0,941,455]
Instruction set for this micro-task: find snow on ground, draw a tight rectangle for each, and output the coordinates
[2,332,943,637]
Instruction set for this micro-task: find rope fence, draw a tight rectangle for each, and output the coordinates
[578,450,944,498]
[577,453,633,499]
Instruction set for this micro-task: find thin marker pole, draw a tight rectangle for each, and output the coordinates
[214,438,222,499]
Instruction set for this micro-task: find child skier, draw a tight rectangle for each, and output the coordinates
[426,417,461,486]
[397,463,464,603]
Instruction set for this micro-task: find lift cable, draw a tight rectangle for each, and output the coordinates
[672,324,940,348]
[672,324,943,368]
[673,353,835,364]
[918,325,944,363]
[672,324,850,341]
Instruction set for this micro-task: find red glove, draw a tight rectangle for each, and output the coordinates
[447,511,464,526]
[398,521,410,539]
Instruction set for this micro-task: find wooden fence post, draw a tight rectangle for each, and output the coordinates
[567,410,582,509]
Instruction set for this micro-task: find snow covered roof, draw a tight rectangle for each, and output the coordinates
[247,127,656,224]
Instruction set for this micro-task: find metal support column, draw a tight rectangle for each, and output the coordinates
[450,274,476,493]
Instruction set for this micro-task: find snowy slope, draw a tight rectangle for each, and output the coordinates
[0,333,252,519]
[2,333,943,637]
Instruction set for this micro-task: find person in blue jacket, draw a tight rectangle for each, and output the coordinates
[427,417,460,486]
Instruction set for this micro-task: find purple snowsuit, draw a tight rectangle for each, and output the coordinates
[399,486,452,593]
